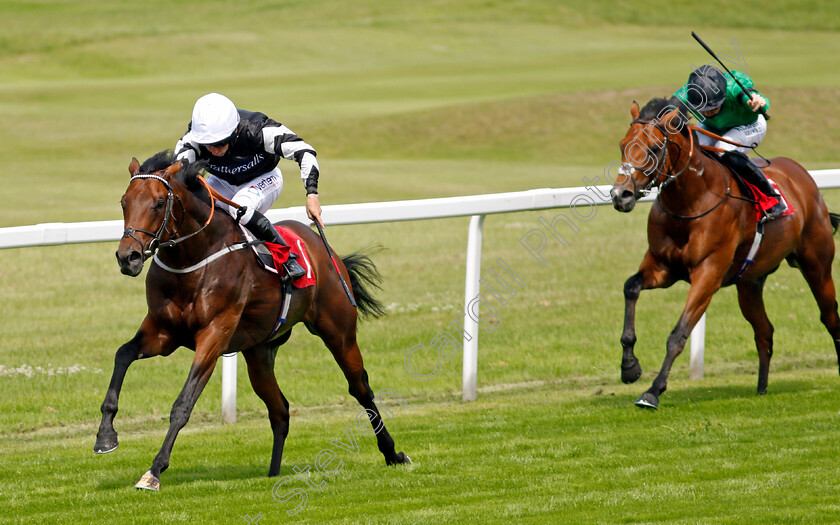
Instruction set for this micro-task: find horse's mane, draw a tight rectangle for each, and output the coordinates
[139,150,211,205]
[639,96,690,122]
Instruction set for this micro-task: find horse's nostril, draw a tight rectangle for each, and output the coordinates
[128,251,142,263]
[622,190,635,200]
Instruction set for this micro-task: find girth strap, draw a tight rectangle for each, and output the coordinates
[728,222,764,285]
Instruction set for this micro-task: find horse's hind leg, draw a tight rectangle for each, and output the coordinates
[793,232,840,374]
[736,277,774,394]
[349,364,410,465]
[242,344,290,477]
[312,321,409,465]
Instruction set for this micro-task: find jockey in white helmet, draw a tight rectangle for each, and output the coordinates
[174,93,324,282]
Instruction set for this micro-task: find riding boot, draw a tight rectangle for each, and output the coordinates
[243,210,306,282]
[721,150,788,222]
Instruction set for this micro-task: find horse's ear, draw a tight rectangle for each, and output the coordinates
[630,101,640,120]
[164,161,182,178]
[129,157,140,176]
[664,107,687,133]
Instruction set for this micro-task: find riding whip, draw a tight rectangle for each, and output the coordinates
[314,221,357,308]
[691,31,770,120]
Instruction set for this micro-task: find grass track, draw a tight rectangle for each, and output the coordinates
[3,1,840,523]
[3,372,840,524]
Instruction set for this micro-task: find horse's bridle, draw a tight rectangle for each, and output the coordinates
[122,173,216,259]
[122,174,181,259]
[620,118,694,196]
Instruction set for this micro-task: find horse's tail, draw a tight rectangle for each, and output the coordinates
[829,212,840,234]
[342,248,387,320]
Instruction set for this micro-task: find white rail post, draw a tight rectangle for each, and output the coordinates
[221,353,237,424]
[462,215,485,402]
[689,313,706,380]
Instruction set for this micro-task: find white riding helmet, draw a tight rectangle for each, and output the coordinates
[188,93,240,145]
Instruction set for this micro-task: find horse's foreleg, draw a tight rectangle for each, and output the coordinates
[242,345,290,477]
[736,277,774,394]
[135,325,230,491]
[637,264,722,409]
[94,318,174,454]
[621,253,675,384]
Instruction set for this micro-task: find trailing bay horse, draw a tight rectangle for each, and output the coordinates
[610,97,840,409]
[95,151,409,490]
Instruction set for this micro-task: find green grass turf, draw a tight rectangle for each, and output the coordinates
[2,1,840,523]
[3,373,840,524]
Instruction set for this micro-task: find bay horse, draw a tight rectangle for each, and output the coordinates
[610,97,840,409]
[94,151,409,490]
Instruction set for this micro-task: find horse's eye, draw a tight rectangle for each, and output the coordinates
[155,198,165,210]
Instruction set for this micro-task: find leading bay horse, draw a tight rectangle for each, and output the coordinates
[610,97,840,409]
[95,151,409,490]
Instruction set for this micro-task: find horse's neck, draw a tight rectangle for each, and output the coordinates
[158,191,243,269]
[659,138,730,213]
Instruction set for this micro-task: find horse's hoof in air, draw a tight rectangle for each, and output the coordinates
[634,392,659,410]
[134,470,161,491]
[621,359,643,384]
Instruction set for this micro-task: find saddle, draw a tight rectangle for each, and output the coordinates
[702,149,795,223]
[737,176,795,223]
[239,225,316,289]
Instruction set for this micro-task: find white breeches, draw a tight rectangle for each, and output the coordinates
[697,115,767,154]
[206,167,284,224]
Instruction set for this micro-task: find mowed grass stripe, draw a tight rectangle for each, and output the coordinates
[2,371,840,524]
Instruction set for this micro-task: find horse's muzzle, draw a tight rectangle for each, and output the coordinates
[116,249,144,277]
[611,186,637,213]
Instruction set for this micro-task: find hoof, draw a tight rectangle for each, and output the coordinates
[757,388,768,396]
[94,442,118,454]
[93,435,119,454]
[134,470,161,491]
[621,359,643,384]
[634,392,659,409]
[388,452,411,465]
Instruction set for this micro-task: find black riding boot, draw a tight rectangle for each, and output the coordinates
[243,210,306,282]
[721,150,787,223]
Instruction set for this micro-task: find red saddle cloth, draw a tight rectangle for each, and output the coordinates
[264,227,316,288]
[741,178,796,222]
